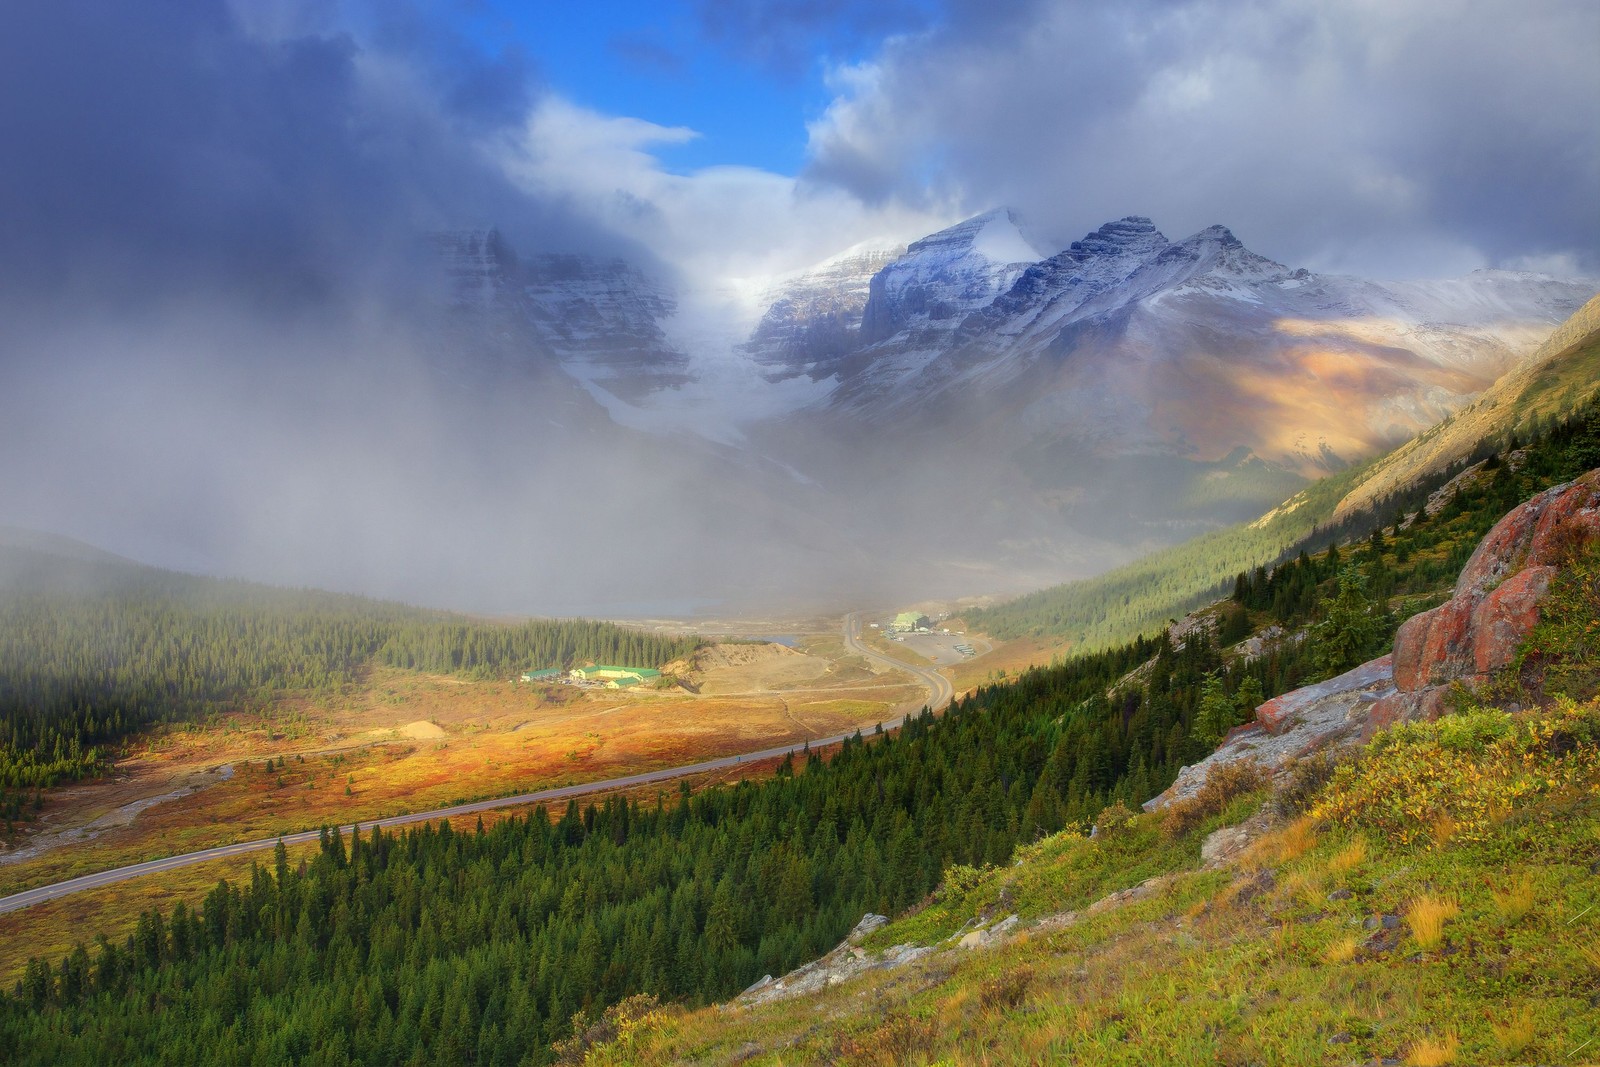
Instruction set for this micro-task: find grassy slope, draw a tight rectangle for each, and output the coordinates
[1334,292,1600,521]
[585,697,1600,1066]
[965,459,1378,646]
[968,297,1600,648]
[579,544,1600,1066]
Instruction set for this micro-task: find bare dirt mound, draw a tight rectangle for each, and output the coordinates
[688,642,835,695]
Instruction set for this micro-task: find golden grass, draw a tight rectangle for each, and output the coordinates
[1278,871,1322,910]
[1489,873,1534,926]
[1327,835,1368,876]
[1580,942,1600,973]
[1489,1006,1535,1059]
[1255,815,1318,865]
[1429,811,1458,849]
[1322,935,1360,964]
[1404,1031,1461,1066]
[1406,893,1461,951]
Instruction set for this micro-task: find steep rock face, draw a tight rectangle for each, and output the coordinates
[518,253,690,399]
[430,229,690,402]
[1371,468,1600,731]
[858,209,1041,345]
[1149,469,1600,810]
[745,246,905,379]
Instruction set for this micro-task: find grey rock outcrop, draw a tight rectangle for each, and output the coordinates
[736,913,928,1007]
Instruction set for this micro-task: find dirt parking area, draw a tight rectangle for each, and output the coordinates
[891,631,991,666]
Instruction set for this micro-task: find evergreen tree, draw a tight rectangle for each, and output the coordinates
[1310,566,1380,678]
[1193,671,1236,747]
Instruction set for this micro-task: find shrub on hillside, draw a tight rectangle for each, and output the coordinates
[1271,753,1338,817]
[1518,542,1600,702]
[1312,699,1600,846]
[1093,801,1139,839]
[1161,759,1265,839]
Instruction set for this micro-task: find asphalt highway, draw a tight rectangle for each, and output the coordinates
[0,611,953,916]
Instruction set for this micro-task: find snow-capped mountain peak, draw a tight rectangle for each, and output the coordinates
[859,208,1043,344]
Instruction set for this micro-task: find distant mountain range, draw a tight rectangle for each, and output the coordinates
[413,214,1597,605]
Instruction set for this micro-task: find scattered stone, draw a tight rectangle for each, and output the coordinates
[1361,926,1402,955]
[1328,888,1353,902]
[1327,1031,1354,1044]
[738,913,927,1006]
[1201,824,1254,866]
[1086,877,1164,915]
[958,914,1020,950]
[1231,870,1277,906]
[849,913,888,942]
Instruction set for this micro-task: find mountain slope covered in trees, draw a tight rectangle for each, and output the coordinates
[0,538,696,799]
[5,428,1599,1062]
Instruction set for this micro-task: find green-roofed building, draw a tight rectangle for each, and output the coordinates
[569,665,664,684]
[520,667,564,682]
[891,612,930,632]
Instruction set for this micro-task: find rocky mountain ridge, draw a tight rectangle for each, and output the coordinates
[1147,467,1600,812]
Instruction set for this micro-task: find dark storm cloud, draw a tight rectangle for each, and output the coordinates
[0,0,682,614]
[805,0,1600,276]
[0,0,618,312]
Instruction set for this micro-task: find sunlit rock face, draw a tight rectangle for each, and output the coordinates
[1371,467,1600,729]
[799,211,1593,472]
[744,246,906,382]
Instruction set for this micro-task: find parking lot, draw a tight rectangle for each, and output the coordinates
[890,630,989,666]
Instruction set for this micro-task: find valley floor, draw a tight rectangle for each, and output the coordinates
[0,626,946,984]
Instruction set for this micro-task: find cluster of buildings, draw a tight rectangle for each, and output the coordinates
[519,665,664,689]
[889,612,931,633]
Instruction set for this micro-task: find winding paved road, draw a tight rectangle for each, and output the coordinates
[0,611,952,916]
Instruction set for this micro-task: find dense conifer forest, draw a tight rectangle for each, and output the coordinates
[2,404,1596,1062]
[0,554,696,802]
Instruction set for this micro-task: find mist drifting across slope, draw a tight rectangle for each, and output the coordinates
[0,2,871,618]
[2,3,1596,621]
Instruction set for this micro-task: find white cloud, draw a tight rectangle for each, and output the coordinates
[504,97,952,286]
[803,0,1600,278]
[497,96,956,434]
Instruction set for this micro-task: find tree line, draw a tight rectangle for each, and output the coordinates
[0,554,696,806]
[0,605,1325,1064]
[3,402,1595,1060]
[971,393,1600,646]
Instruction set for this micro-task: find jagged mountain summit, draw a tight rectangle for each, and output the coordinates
[744,244,906,380]
[792,212,1593,474]
[417,215,1594,604]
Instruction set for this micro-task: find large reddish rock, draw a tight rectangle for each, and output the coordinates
[1369,468,1599,737]
[1148,469,1599,810]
